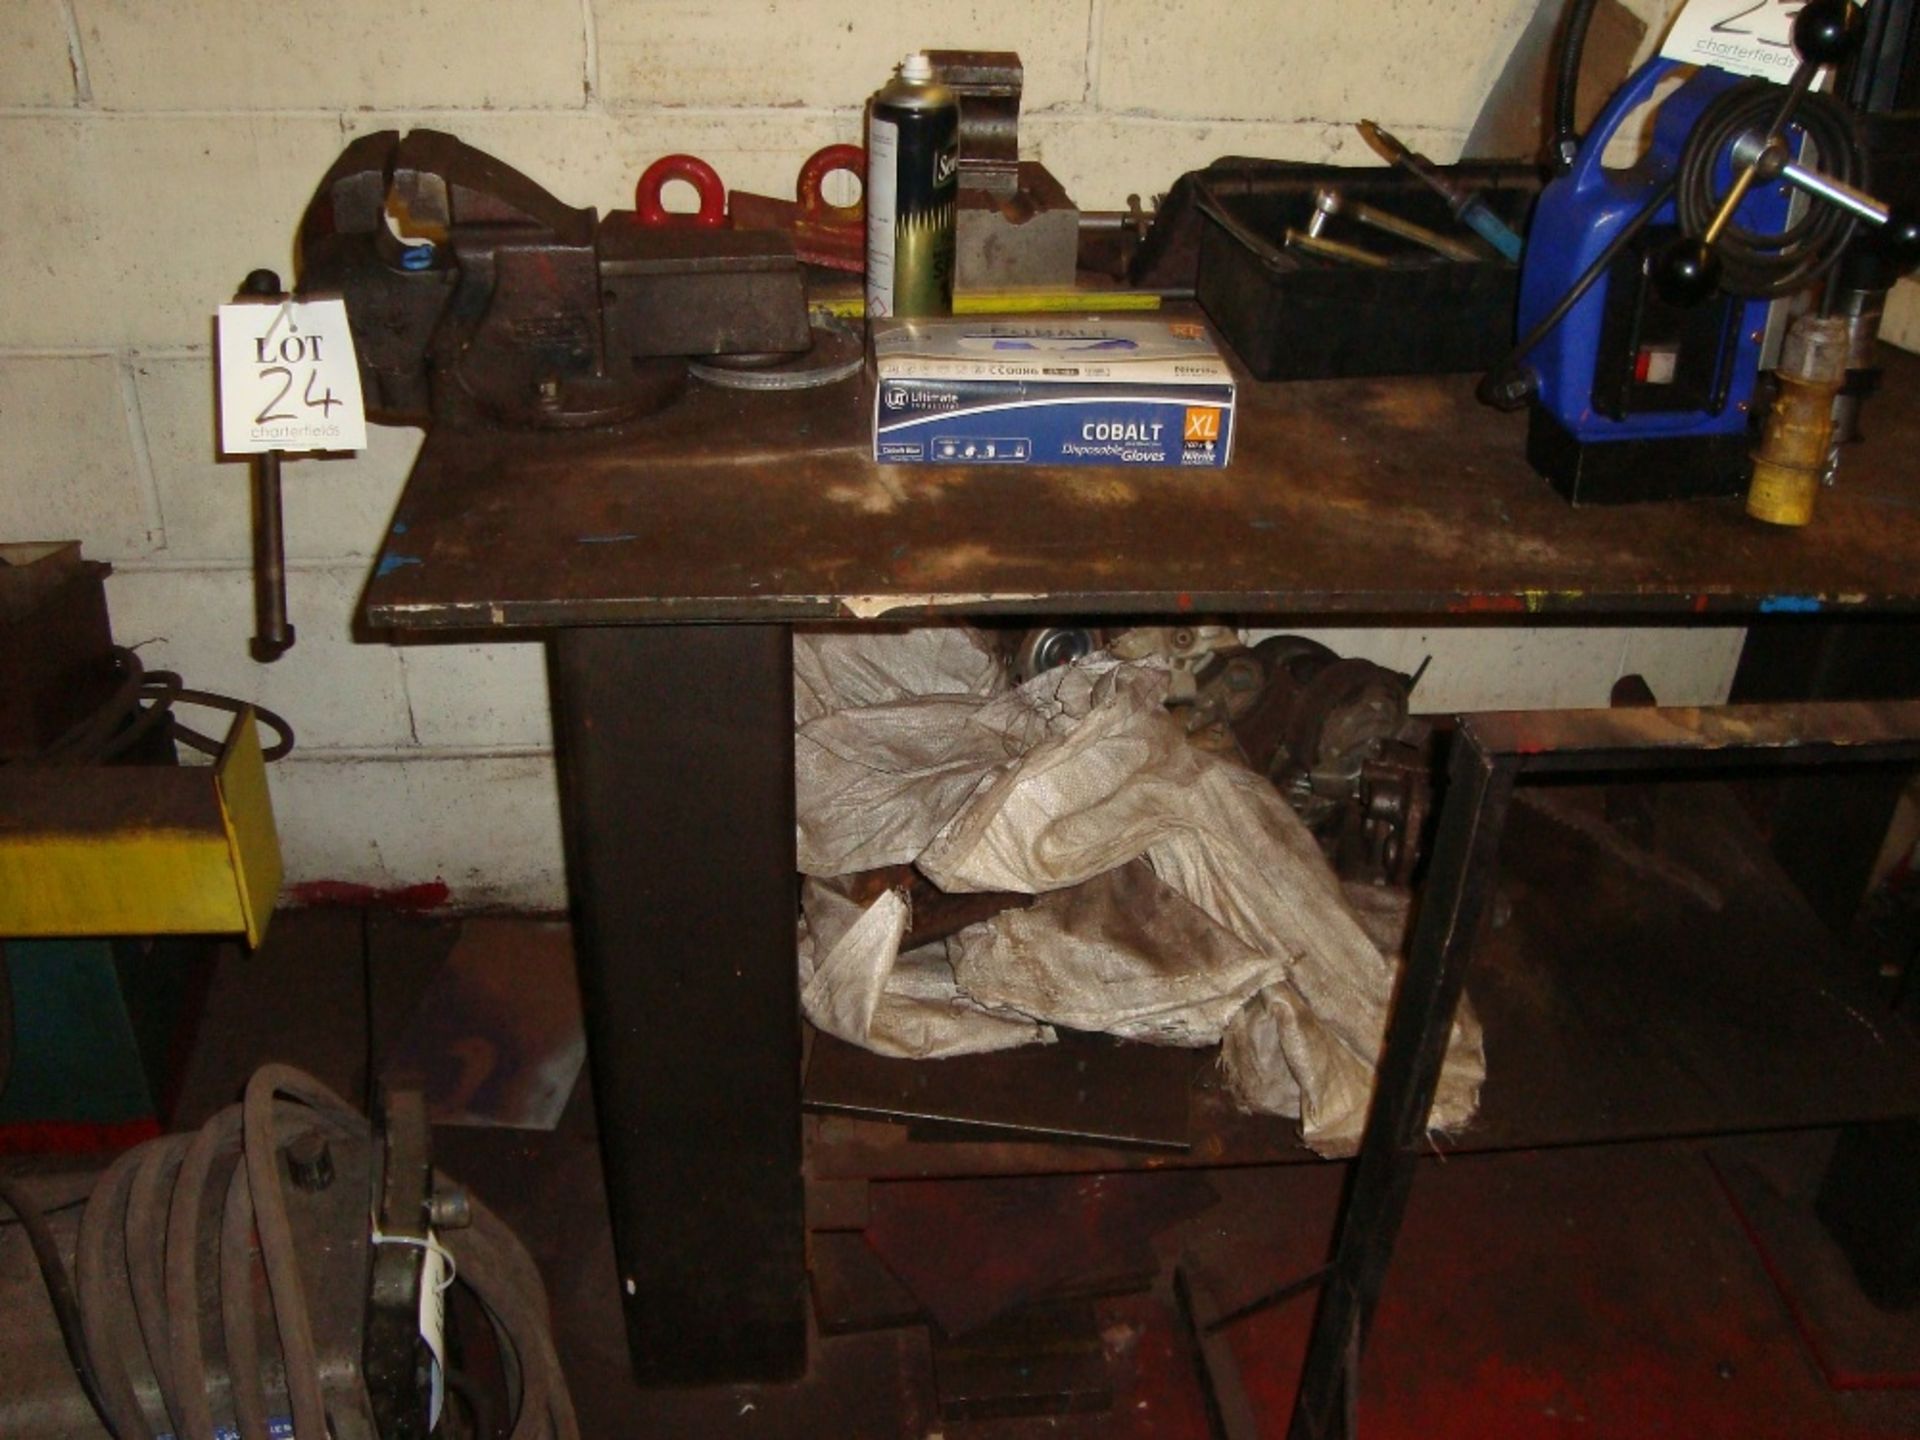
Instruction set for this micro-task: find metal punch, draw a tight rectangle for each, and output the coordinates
[1283,226,1393,268]
[1308,187,1484,262]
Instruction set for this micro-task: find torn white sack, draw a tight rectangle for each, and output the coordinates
[791,626,1485,1156]
[946,860,1275,1047]
[797,873,1053,1059]
[794,626,1007,726]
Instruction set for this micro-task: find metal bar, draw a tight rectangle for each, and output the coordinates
[1777,158,1890,225]
[1288,734,1515,1440]
[249,451,294,661]
[1464,698,1920,770]
[1729,132,1891,227]
[1199,1264,1329,1333]
[548,623,806,1384]
[1282,228,1394,269]
[1344,200,1482,262]
[1174,1266,1261,1440]
[1310,188,1483,262]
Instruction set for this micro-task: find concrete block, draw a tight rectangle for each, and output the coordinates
[135,356,420,562]
[1097,0,1530,132]
[0,355,157,558]
[0,0,78,105]
[398,641,553,749]
[0,115,346,349]
[0,119,94,348]
[596,0,1090,110]
[1248,625,1743,715]
[342,109,860,218]
[104,565,414,749]
[72,0,585,110]
[269,753,566,909]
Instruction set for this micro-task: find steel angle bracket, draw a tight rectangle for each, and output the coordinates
[1285,697,1920,1440]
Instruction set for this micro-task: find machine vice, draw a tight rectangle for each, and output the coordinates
[295,129,814,429]
[240,129,820,657]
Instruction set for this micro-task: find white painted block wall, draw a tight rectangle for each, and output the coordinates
[0,0,1853,908]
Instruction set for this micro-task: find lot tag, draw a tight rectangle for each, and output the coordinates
[217,297,367,454]
[1660,0,1859,82]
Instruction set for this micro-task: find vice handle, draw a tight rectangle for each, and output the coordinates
[240,268,296,662]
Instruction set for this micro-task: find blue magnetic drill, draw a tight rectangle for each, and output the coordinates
[1485,0,1920,504]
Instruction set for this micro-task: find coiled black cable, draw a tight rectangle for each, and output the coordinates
[1552,0,1603,167]
[18,646,294,766]
[1476,177,1677,411]
[3,1065,579,1440]
[1674,79,1867,297]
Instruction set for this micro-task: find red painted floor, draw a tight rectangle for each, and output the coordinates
[149,912,1920,1437]
[1192,1146,1920,1438]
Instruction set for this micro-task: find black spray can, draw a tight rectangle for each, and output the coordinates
[865,52,958,319]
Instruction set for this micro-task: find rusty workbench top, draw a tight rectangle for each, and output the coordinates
[363,342,1920,631]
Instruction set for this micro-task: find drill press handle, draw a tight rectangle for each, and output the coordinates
[1658,147,1920,304]
[1653,0,1875,305]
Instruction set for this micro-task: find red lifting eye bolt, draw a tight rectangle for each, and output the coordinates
[634,154,729,229]
[796,143,865,228]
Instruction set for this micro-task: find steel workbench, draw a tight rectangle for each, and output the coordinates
[362,342,1920,1434]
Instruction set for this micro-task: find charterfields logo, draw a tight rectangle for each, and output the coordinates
[1184,407,1221,442]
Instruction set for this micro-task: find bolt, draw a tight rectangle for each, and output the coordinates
[1225,660,1262,691]
[286,1132,334,1193]
[428,1185,473,1231]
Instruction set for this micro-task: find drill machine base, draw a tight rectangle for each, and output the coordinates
[1527,407,1754,506]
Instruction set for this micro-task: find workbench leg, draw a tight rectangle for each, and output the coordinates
[1288,740,1515,1440]
[549,624,805,1385]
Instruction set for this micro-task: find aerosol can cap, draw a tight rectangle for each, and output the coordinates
[899,52,933,83]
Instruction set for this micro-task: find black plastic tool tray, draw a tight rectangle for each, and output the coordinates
[1195,161,1541,381]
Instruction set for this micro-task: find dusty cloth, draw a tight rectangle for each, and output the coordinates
[791,626,1485,1155]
